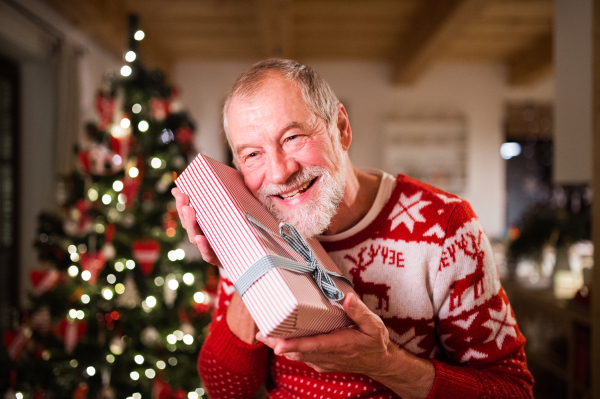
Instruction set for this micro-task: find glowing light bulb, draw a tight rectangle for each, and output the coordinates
[81,294,90,304]
[88,188,99,201]
[146,296,157,308]
[183,273,194,286]
[151,158,162,169]
[126,260,136,270]
[132,104,142,114]
[130,371,139,380]
[138,120,149,132]
[193,292,205,303]
[134,30,145,41]
[113,180,124,192]
[145,369,156,378]
[125,51,136,62]
[87,366,96,376]
[81,270,91,281]
[168,279,179,290]
[134,354,144,364]
[102,288,113,300]
[102,194,112,205]
[121,65,132,77]
[121,118,131,129]
[129,167,139,178]
[68,265,79,277]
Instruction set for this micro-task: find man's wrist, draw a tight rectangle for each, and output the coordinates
[369,345,435,399]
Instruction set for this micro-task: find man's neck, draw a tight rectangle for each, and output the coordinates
[323,161,381,236]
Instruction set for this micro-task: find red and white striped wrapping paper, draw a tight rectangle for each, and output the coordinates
[176,154,354,338]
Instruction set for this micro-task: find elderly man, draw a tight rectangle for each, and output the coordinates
[172,59,533,399]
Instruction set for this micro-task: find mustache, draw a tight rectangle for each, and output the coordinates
[257,166,325,197]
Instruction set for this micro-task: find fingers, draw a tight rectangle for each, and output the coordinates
[171,188,222,267]
[343,292,385,337]
[194,234,222,267]
[182,206,203,241]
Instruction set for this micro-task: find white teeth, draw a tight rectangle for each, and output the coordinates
[279,180,311,199]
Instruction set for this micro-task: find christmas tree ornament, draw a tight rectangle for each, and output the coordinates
[149,97,170,121]
[140,326,160,346]
[72,382,89,399]
[101,224,117,260]
[152,378,172,399]
[30,268,60,296]
[31,307,51,334]
[108,335,125,355]
[3,326,32,361]
[115,273,141,309]
[55,319,87,355]
[171,390,187,399]
[131,239,160,275]
[79,253,106,285]
[95,92,116,131]
[175,126,194,154]
[169,87,184,113]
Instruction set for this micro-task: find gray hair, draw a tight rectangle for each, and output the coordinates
[223,59,340,149]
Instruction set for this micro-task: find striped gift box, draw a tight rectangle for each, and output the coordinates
[176,154,354,338]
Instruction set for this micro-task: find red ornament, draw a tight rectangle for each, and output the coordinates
[30,268,60,296]
[110,135,131,159]
[33,390,46,399]
[152,378,172,399]
[175,126,194,154]
[3,326,32,361]
[132,239,161,276]
[79,252,106,285]
[95,92,115,131]
[149,98,170,121]
[171,390,187,399]
[55,319,87,354]
[72,382,89,399]
[79,151,91,173]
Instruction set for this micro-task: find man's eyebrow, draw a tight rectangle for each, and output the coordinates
[234,121,308,155]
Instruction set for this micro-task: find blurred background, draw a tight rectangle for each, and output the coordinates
[0,0,598,398]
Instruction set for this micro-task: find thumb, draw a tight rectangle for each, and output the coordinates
[343,292,383,336]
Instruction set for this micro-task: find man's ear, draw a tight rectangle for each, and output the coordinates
[336,103,352,151]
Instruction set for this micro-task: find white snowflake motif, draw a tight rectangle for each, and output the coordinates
[482,301,518,349]
[389,192,431,232]
[388,327,427,355]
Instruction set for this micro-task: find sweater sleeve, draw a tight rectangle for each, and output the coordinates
[428,201,534,398]
[198,275,270,398]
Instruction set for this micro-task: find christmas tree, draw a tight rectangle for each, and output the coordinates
[3,18,216,399]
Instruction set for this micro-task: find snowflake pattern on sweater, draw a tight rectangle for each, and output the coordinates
[198,175,533,398]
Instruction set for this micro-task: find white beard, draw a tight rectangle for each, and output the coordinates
[257,154,347,237]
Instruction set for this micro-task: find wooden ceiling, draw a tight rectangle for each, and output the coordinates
[42,0,553,86]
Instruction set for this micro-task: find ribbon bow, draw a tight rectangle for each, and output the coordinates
[237,214,348,302]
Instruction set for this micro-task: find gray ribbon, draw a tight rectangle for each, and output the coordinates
[234,214,350,302]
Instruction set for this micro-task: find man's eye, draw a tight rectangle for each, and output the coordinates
[287,135,298,141]
[247,152,258,158]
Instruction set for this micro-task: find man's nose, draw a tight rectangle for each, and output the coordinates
[266,149,298,184]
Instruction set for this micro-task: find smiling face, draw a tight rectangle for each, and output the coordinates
[226,74,348,237]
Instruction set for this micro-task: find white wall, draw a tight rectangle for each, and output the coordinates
[0,0,119,305]
[175,60,554,239]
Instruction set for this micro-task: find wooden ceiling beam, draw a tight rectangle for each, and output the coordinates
[392,0,494,85]
[507,35,553,86]
[255,0,292,58]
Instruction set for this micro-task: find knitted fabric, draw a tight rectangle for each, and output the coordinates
[198,175,533,398]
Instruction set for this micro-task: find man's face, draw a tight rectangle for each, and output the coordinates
[227,76,347,237]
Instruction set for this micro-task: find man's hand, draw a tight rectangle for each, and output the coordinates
[255,292,435,399]
[172,187,221,267]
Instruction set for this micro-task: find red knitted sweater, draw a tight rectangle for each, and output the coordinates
[198,174,534,398]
